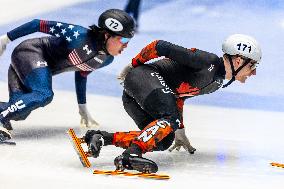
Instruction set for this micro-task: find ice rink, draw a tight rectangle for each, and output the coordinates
[1,81,284,189]
[1,0,284,188]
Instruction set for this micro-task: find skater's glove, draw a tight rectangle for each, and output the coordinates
[0,34,11,56]
[78,104,99,128]
[117,63,133,86]
[169,128,196,154]
[84,130,104,158]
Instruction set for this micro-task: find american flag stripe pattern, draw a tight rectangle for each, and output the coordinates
[40,20,49,33]
[68,50,94,71]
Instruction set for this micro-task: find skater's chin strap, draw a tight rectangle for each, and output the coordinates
[102,35,111,55]
[222,56,251,88]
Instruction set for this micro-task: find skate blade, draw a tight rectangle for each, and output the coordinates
[0,141,16,145]
[93,169,170,180]
[271,162,284,168]
[67,128,91,168]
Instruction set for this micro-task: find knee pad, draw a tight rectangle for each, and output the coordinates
[133,118,176,152]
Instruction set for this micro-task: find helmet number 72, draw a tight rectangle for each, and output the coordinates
[108,20,119,30]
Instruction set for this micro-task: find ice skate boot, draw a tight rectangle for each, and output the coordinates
[2,120,13,131]
[0,122,15,145]
[0,102,13,130]
[114,153,158,173]
[0,101,13,131]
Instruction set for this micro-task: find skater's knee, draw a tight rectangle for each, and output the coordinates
[40,90,54,106]
[155,132,175,151]
[155,115,181,132]
[137,119,153,130]
[14,111,31,121]
[34,90,54,106]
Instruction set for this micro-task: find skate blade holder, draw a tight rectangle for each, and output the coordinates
[270,162,284,168]
[68,128,170,179]
[68,128,92,168]
[93,169,170,180]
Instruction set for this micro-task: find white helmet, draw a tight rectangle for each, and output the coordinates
[222,34,262,62]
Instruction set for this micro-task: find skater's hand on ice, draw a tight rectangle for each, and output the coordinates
[117,63,133,85]
[0,34,10,56]
[169,128,196,154]
[78,104,99,128]
[85,130,104,158]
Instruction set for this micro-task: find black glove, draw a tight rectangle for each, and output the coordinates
[89,134,104,158]
[84,130,104,158]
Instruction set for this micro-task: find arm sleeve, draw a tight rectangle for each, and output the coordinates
[75,71,91,104]
[131,40,206,69]
[7,19,84,41]
[131,40,159,67]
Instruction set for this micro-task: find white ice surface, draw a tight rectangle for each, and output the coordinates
[1,81,284,189]
[1,0,284,188]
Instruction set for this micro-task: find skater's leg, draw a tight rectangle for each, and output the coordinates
[129,88,180,153]
[0,67,53,123]
[122,91,154,130]
[0,65,27,131]
[113,90,179,173]
[83,91,159,157]
[113,68,181,172]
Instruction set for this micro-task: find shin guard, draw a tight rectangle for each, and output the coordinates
[132,119,173,153]
[113,131,141,149]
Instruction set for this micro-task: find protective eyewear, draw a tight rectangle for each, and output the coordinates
[240,56,259,70]
[119,37,131,44]
[249,61,259,70]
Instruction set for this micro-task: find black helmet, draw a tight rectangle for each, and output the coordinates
[98,9,135,38]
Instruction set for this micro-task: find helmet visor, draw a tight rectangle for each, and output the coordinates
[119,37,131,44]
[249,62,259,70]
[240,56,259,70]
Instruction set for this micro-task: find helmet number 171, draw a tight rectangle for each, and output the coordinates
[236,43,252,53]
